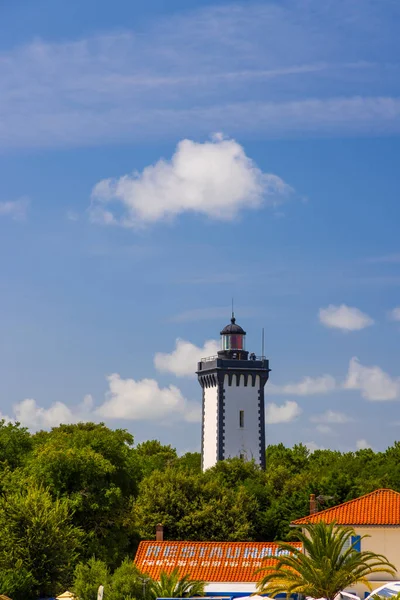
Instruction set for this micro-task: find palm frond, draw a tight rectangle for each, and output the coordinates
[257,521,396,600]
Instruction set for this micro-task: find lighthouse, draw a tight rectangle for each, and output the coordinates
[197,315,270,471]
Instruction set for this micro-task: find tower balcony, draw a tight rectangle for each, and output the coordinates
[197,355,269,373]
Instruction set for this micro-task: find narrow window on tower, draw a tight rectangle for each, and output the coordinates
[239,410,244,428]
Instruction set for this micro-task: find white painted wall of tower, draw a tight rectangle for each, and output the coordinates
[202,384,218,470]
[223,374,262,463]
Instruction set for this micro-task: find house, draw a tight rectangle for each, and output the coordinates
[291,488,400,597]
[134,540,302,597]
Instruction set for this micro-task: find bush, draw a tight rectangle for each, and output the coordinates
[0,564,36,600]
[108,558,148,600]
[73,558,109,600]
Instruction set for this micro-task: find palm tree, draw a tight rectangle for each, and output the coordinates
[257,521,396,600]
[149,567,205,598]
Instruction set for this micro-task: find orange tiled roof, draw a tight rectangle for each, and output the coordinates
[134,541,303,583]
[292,488,400,526]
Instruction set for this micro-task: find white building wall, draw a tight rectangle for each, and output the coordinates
[348,526,400,597]
[205,583,257,594]
[299,525,400,598]
[223,374,261,464]
[202,384,218,470]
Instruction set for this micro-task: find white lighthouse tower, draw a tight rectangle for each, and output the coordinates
[197,314,270,471]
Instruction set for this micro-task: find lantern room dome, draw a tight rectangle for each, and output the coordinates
[220,316,246,336]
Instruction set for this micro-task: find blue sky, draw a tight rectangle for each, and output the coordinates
[1,0,400,453]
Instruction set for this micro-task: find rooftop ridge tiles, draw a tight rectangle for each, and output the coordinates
[291,488,400,526]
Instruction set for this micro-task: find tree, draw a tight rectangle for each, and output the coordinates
[134,467,258,540]
[108,558,151,600]
[0,562,36,600]
[0,483,82,598]
[149,568,205,598]
[175,452,201,473]
[73,558,109,600]
[28,423,140,566]
[257,521,396,600]
[135,440,178,478]
[0,420,32,472]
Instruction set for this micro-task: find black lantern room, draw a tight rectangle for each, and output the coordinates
[218,315,249,360]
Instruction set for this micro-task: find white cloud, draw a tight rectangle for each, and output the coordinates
[265,400,302,424]
[389,307,400,321]
[14,395,93,429]
[97,374,201,422]
[270,374,336,396]
[344,356,400,401]
[311,410,352,424]
[66,210,79,221]
[13,374,200,430]
[271,358,400,404]
[154,338,219,377]
[319,304,374,331]
[90,135,292,227]
[0,198,29,220]
[305,441,325,453]
[0,412,12,424]
[0,0,399,149]
[316,425,333,435]
[356,438,372,450]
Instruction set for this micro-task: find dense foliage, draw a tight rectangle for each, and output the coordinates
[74,560,204,600]
[0,419,399,598]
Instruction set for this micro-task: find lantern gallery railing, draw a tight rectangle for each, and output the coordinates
[200,355,266,362]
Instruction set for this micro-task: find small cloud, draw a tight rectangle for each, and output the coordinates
[343,356,400,401]
[319,304,374,331]
[66,210,79,221]
[389,306,400,321]
[154,338,219,377]
[356,438,372,450]
[311,410,352,424]
[265,400,302,424]
[270,374,336,396]
[316,424,332,434]
[89,135,293,228]
[14,395,91,429]
[0,198,30,221]
[305,441,324,453]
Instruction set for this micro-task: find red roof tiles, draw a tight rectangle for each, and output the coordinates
[292,489,400,526]
[134,541,303,582]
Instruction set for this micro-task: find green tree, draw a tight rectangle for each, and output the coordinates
[206,456,264,487]
[28,423,140,566]
[174,452,201,473]
[134,467,258,540]
[135,440,177,478]
[0,420,32,472]
[108,559,150,600]
[257,521,396,600]
[73,558,109,600]
[0,562,36,600]
[0,483,82,597]
[149,568,205,598]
